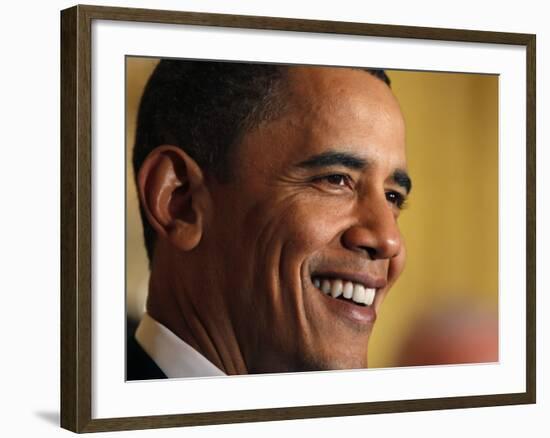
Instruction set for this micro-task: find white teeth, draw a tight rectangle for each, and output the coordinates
[330,279,343,298]
[352,284,366,304]
[313,277,376,306]
[364,288,376,306]
[343,282,354,299]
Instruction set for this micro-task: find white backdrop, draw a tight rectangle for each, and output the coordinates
[0,0,546,437]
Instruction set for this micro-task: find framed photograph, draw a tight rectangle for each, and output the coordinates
[60,4,536,433]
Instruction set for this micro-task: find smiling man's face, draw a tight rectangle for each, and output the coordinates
[202,66,409,373]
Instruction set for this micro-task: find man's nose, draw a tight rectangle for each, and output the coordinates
[341,197,402,260]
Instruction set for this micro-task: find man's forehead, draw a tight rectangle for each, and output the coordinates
[234,65,407,179]
[282,66,404,130]
[285,69,405,142]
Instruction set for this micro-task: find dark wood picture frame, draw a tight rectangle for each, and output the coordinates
[61,4,536,433]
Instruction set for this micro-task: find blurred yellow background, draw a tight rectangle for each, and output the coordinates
[126,58,498,368]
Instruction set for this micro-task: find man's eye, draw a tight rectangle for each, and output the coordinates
[386,191,407,209]
[318,174,351,187]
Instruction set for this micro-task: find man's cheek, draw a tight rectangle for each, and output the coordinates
[286,209,346,251]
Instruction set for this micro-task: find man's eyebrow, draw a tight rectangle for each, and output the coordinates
[295,151,368,170]
[393,169,412,194]
[295,151,412,193]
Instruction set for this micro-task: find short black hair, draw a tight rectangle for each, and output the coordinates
[132,59,390,263]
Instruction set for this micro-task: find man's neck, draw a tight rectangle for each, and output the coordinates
[146,247,248,375]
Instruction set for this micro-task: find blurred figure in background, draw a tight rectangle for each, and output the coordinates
[395,300,498,366]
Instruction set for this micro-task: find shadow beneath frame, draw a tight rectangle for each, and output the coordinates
[34,410,59,427]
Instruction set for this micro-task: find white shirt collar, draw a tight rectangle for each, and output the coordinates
[135,312,226,378]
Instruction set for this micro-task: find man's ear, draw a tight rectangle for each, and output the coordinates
[137,145,209,252]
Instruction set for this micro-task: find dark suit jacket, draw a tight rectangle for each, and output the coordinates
[126,317,167,380]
